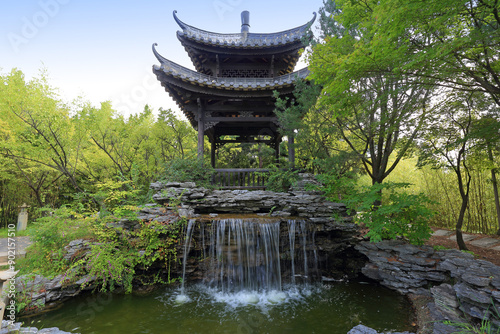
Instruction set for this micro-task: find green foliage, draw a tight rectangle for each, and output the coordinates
[90,179,142,217]
[17,206,96,277]
[443,302,500,333]
[319,176,434,245]
[69,241,136,293]
[12,279,45,313]
[264,166,299,193]
[0,68,196,223]
[348,182,434,245]
[132,219,185,278]
[161,157,214,187]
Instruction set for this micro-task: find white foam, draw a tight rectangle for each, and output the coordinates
[174,294,190,304]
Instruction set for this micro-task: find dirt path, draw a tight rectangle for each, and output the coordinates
[426,227,500,266]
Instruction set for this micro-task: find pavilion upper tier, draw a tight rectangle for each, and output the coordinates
[152,10,316,126]
[171,10,316,76]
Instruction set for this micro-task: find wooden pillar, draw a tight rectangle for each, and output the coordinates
[216,54,220,77]
[274,135,281,164]
[288,132,295,169]
[211,141,216,168]
[197,98,204,160]
[270,55,275,77]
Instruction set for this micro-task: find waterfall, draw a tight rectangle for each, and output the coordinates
[206,218,282,293]
[287,220,296,284]
[178,217,319,303]
[176,219,195,303]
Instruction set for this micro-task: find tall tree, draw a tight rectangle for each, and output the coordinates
[470,115,500,235]
[418,91,483,250]
[0,69,86,194]
[308,1,434,199]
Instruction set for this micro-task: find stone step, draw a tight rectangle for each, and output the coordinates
[470,237,500,248]
[448,234,477,242]
[0,250,26,263]
[432,229,454,237]
[0,270,17,281]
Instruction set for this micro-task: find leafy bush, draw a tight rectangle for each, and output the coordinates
[315,171,359,201]
[265,166,299,192]
[69,241,137,293]
[18,206,96,277]
[318,177,435,245]
[345,182,435,245]
[19,202,186,294]
[162,157,214,187]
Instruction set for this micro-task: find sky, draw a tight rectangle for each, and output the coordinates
[1,0,325,118]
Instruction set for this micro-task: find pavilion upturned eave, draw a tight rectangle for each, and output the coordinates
[153,63,302,127]
[172,10,316,49]
[152,44,309,92]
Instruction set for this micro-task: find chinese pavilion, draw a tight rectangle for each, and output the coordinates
[152,10,315,168]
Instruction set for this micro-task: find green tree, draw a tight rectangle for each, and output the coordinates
[351,0,500,106]
[470,115,500,235]
[152,107,196,162]
[418,92,484,250]
[308,1,434,204]
[0,69,87,195]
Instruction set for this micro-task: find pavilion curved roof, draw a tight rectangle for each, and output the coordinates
[153,43,309,91]
[152,43,309,125]
[173,10,316,49]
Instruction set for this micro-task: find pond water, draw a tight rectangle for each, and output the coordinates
[22,281,415,334]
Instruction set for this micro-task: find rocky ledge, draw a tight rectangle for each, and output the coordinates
[356,240,500,332]
[150,181,351,220]
[1,321,73,334]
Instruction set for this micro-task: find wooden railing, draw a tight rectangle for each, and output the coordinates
[213,169,269,190]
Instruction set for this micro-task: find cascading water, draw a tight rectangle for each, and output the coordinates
[177,217,320,305]
[175,219,195,303]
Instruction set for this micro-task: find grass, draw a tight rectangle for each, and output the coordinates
[0,227,33,238]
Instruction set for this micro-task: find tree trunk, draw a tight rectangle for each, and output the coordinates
[456,193,469,251]
[487,145,500,235]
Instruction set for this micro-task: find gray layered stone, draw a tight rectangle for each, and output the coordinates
[15,273,95,312]
[356,240,500,328]
[347,325,414,334]
[63,239,91,261]
[0,322,74,334]
[151,182,351,220]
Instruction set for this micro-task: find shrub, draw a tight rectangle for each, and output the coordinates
[18,206,96,277]
[264,166,299,192]
[345,182,435,245]
[162,157,214,187]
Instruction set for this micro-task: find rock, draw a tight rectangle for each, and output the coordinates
[357,239,500,327]
[150,183,350,219]
[0,322,74,334]
[431,284,461,320]
[290,173,323,192]
[454,282,491,305]
[63,239,91,261]
[347,324,414,334]
[347,325,379,334]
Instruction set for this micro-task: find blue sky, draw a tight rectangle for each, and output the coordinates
[1,0,325,118]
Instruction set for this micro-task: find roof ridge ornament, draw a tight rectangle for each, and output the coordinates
[241,10,250,38]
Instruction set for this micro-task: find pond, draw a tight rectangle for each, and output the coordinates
[21,281,415,334]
